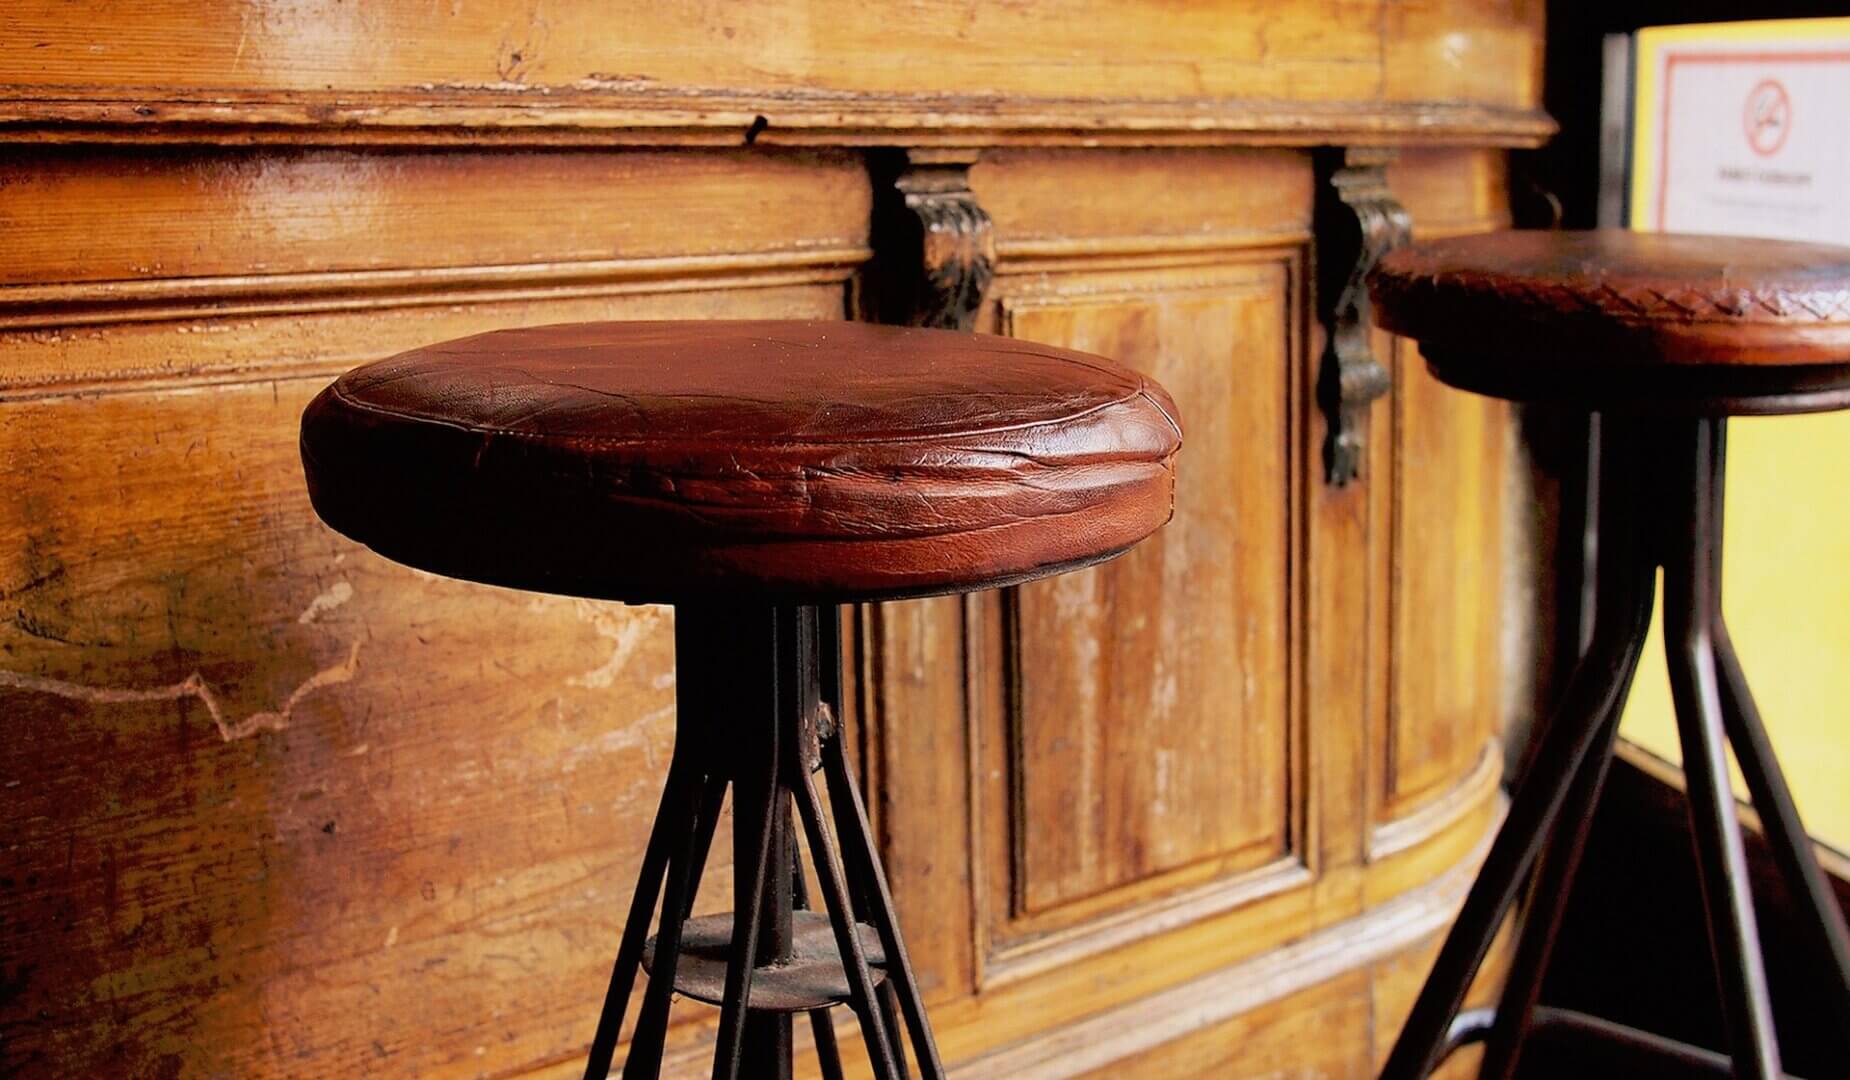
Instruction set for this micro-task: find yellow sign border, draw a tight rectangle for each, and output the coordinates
[1630,17,1850,232]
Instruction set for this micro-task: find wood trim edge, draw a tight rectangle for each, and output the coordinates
[0,249,872,331]
[949,798,1500,1079]
[1369,737,1504,861]
[0,94,1557,148]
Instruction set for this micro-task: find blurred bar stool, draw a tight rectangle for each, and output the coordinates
[297,321,1182,1080]
[1369,231,1850,1079]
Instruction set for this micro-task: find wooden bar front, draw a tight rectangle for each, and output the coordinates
[0,4,1547,1076]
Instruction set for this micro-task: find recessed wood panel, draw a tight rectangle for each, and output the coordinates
[1009,280,1290,914]
[1383,343,1506,817]
[1370,149,1513,830]
[969,256,1298,969]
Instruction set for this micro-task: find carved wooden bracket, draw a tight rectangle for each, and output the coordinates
[1315,147,1411,487]
[870,149,995,331]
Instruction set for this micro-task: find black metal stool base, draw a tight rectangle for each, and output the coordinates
[1380,416,1850,1080]
[580,605,945,1080]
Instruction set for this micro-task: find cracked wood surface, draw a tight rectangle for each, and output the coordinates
[0,6,1537,1074]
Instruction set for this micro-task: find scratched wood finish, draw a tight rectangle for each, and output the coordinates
[0,2,1550,146]
[0,146,870,288]
[0,5,1542,1078]
[1000,265,1293,923]
[0,149,863,1078]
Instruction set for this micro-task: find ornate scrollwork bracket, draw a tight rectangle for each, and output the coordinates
[869,149,995,331]
[1315,147,1411,487]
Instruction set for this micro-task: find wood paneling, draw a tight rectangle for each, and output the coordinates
[953,151,1315,988]
[1,377,685,1077]
[0,6,1544,1076]
[0,148,863,1077]
[1369,149,1514,836]
[974,148,1313,254]
[1001,269,1292,920]
[0,3,1553,146]
[0,147,869,288]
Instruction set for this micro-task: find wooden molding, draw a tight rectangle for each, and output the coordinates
[982,858,1315,990]
[0,250,871,332]
[952,803,1498,1078]
[0,92,1556,149]
[1369,737,1504,861]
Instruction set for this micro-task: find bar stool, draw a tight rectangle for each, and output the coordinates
[297,320,1183,1080]
[1368,230,1850,1079]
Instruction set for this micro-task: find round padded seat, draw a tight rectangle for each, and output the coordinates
[1369,229,1850,414]
[300,320,1182,603]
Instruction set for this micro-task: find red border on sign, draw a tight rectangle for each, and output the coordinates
[1656,50,1850,230]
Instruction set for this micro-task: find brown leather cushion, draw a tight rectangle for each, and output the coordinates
[300,320,1182,603]
[1369,230,1850,414]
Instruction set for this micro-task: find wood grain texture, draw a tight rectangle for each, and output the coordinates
[0,2,1553,146]
[0,147,870,394]
[1002,267,1290,922]
[0,8,1544,1074]
[0,148,868,289]
[0,147,863,1077]
[0,378,688,1077]
[858,145,1517,1075]
[1366,150,1514,839]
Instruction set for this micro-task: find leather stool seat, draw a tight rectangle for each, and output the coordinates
[1371,229,1850,414]
[300,320,1181,603]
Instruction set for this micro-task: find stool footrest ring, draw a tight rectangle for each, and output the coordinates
[642,912,889,1012]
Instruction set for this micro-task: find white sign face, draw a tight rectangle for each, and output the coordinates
[1633,26,1850,243]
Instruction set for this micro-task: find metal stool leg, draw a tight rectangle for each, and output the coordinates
[1661,417,1781,1080]
[624,775,708,1080]
[585,604,939,1080]
[793,760,903,1077]
[709,744,785,1080]
[582,754,699,1080]
[1376,558,1654,1079]
[1379,420,1657,1080]
[1696,426,1850,1046]
[792,847,848,1080]
[816,608,945,1080]
[1715,624,1850,1048]
[1477,643,1640,1080]
[1478,426,1653,1077]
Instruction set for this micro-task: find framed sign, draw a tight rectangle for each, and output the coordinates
[1631,17,1850,241]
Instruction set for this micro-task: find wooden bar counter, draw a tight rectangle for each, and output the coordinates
[0,4,1549,1076]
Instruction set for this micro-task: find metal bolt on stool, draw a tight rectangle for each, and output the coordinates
[298,320,1183,1080]
[1368,231,1850,1079]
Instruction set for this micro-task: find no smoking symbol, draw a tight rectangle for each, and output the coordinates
[1744,78,1792,157]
